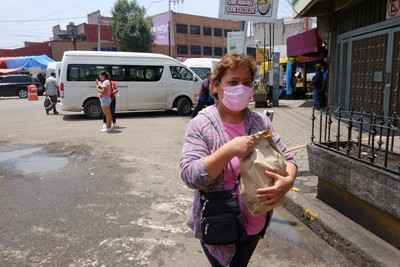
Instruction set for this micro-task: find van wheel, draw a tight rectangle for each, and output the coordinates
[84,99,102,119]
[176,97,192,116]
[18,88,28,98]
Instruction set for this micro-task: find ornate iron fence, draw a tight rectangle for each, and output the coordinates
[311,108,400,174]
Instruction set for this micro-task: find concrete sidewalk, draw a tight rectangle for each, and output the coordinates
[251,99,399,267]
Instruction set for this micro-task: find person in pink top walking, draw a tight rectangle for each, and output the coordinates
[180,53,298,267]
[96,71,113,132]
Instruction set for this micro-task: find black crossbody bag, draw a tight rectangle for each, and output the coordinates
[200,163,247,245]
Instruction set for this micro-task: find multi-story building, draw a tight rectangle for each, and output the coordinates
[151,11,242,60]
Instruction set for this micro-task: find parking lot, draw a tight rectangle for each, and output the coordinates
[0,96,355,267]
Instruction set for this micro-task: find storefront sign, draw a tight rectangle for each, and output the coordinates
[219,0,279,22]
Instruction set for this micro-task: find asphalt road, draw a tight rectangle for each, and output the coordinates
[0,96,355,267]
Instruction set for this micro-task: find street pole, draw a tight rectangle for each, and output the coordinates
[272,52,280,107]
[263,23,266,84]
[168,1,172,57]
[98,14,102,51]
[168,0,184,57]
[71,29,77,51]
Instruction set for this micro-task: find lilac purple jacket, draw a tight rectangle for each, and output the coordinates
[180,104,296,266]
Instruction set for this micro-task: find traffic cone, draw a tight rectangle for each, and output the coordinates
[27,84,38,101]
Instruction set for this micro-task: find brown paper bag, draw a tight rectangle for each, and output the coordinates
[239,130,287,216]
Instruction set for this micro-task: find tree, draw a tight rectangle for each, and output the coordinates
[110,0,155,52]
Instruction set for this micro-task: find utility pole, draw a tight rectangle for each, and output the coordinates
[168,1,172,57]
[168,0,183,57]
[71,29,77,50]
[97,14,102,51]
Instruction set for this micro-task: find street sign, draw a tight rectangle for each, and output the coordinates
[386,0,400,19]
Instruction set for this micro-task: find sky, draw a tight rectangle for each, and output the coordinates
[0,0,294,49]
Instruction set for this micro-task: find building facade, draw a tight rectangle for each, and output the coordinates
[151,12,242,60]
[293,0,400,116]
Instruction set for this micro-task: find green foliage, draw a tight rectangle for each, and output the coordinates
[253,85,267,94]
[110,0,155,52]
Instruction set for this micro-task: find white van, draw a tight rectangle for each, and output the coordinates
[59,51,201,119]
[46,61,62,83]
[183,58,220,79]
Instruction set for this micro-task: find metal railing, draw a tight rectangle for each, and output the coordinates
[311,108,400,174]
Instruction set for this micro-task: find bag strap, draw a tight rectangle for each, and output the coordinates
[200,189,237,201]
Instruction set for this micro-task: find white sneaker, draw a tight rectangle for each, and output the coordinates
[102,123,106,129]
[113,123,119,128]
[100,127,112,132]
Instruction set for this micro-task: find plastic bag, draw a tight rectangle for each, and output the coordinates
[239,130,287,216]
[43,97,51,108]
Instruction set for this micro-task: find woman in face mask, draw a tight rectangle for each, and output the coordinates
[180,53,298,267]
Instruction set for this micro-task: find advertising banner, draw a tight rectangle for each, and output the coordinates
[219,0,280,22]
[152,13,170,45]
[227,31,245,54]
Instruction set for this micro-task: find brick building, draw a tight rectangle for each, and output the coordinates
[151,11,242,60]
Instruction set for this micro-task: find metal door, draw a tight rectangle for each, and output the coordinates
[349,33,388,113]
[389,29,400,116]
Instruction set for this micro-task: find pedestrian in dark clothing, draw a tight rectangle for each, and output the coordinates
[191,71,214,118]
[311,63,323,109]
[45,73,59,115]
[321,63,329,108]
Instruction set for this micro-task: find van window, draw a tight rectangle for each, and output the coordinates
[67,64,163,82]
[126,66,164,81]
[170,66,193,81]
[189,67,211,80]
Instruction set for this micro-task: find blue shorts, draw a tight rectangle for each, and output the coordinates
[100,97,111,106]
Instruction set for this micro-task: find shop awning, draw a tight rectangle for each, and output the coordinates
[287,28,322,57]
[0,67,22,74]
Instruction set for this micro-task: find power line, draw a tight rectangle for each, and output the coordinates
[0,16,87,23]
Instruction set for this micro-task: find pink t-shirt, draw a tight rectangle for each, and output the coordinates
[223,120,267,236]
[99,79,111,98]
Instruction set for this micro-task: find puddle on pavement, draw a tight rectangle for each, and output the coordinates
[0,147,68,174]
[270,207,336,262]
[270,208,301,243]
[0,147,42,162]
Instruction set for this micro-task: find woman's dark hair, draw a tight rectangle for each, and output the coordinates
[99,71,110,80]
[210,53,257,100]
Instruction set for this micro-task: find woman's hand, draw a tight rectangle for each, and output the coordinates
[229,135,255,158]
[204,135,255,180]
[256,162,297,206]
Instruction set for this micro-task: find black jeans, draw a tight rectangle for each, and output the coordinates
[201,233,260,267]
[48,95,58,113]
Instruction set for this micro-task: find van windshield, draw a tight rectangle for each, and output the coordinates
[188,67,211,80]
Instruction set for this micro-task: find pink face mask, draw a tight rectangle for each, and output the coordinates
[219,84,253,112]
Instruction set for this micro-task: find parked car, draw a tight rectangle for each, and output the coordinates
[0,74,44,98]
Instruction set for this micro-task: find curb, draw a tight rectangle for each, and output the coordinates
[284,191,400,267]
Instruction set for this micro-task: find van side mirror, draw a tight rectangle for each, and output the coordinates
[193,76,198,82]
